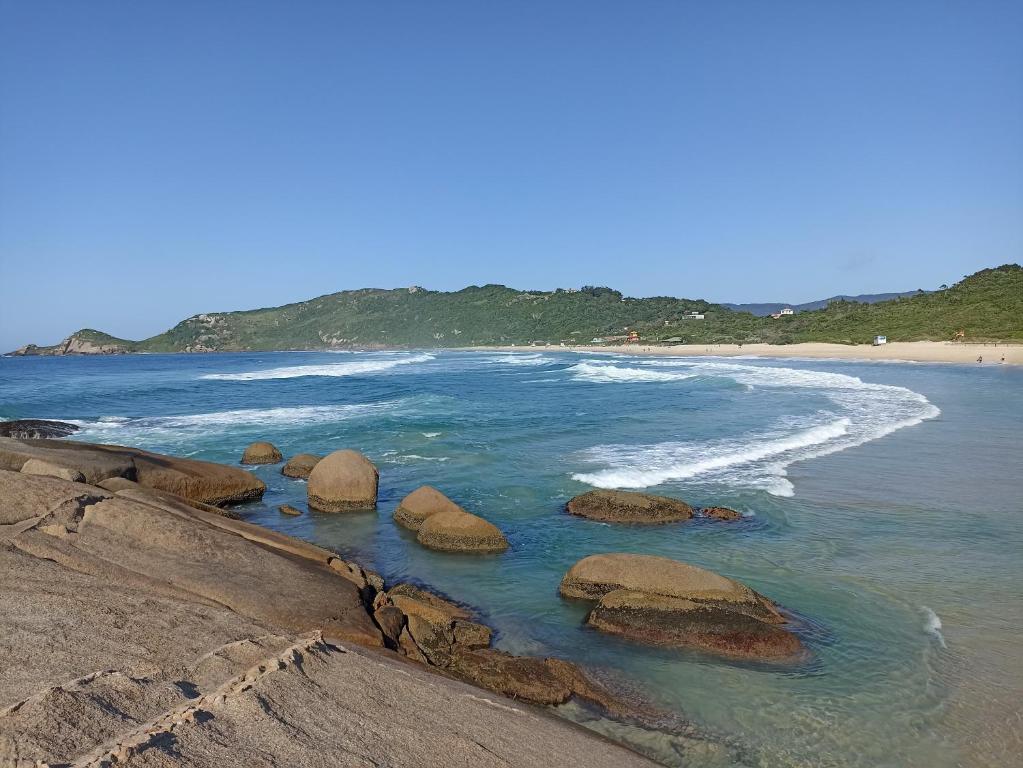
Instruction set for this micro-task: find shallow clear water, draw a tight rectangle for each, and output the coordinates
[2,350,1021,767]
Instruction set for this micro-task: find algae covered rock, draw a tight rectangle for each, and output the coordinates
[567,489,694,524]
[417,508,509,553]
[241,441,283,465]
[307,449,378,512]
[281,453,321,479]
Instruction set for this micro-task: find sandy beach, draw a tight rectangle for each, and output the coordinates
[478,341,1023,365]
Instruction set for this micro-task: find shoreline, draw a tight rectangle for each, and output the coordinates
[470,340,1023,366]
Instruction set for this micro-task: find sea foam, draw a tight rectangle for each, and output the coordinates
[200,352,434,381]
[571,359,940,495]
[569,361,695,383]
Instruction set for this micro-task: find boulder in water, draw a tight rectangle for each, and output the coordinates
[394,485,465,530]
[307,449,378,512]
[282,453,321,479]
[566,489,693,524]
[279,504,302,516]
[702,506,742,521]
[241,442,283,465]
[417,509,509,553]
[560,553,801,660]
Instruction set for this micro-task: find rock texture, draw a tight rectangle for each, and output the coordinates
[279,504,302,516]
[240,441,283,465]
[560,554,802,661]
[307,449,379,512]
[281,452,321,479]
[394,486,509,553]
[0,461,660,768]
[0,419,80,439]
[0,437,265,506]
[394,485,463,530]
[701,506,743,521]
[566,490,694,524]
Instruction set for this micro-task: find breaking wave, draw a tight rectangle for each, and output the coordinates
[569,362,696,383]
[571,359,940,495]
[922,606,947,648]
[69,401,402,441]
[200,352,435,380]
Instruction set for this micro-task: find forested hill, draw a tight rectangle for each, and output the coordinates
[9,264,1022,355]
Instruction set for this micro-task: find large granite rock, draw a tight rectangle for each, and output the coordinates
[307,449,378,512]
[0,437,265,506]
[281,453,321,479]
[0,419,79,439]
[394,485,463,530]
[587,590,803,660]
[393,486,508,553]
[417,509,509,553]
[20,458,86,483]
[566,489,693,524]
[241,441,282,465]
[560,554,801,661]
[0,471,656,768]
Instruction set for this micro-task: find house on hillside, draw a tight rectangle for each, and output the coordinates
[681,311,705,320]
[770,307,795,319]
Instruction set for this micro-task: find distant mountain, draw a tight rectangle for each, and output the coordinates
[9,265,1022,355]
[724,290,929,317]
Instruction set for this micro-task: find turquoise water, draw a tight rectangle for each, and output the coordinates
[2,350,1021,767]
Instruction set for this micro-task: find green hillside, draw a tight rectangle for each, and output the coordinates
[11,264,1022,354]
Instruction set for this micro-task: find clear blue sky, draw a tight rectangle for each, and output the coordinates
[1,1,1021,349]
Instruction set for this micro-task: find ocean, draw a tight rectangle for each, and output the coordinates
[2,349,1020,767]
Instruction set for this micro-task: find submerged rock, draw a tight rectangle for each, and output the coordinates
[0,419,79,439]
[281,453,321,479]
[702,506,743,521]
[566,489,694,524]
[560,553,801,660]
[278,504,302,516]
[587,590,802,661]
[307,449,378,512]
[241,441,283,465]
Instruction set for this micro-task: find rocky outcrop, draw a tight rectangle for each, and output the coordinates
[281,452,321,478]
[0,419,79,439]
[418,509,509,553]
[307,449,379,512]
[566,489,694,524]
[20,458,86,483]
[702,506,743,521]
[8,331,133,356]
[560,554,802,660]
[240,441,283,465]
[0,437,265,506]
[394,485,509,553]
[0,469,656,767]
[278,504,302,516]
[394,485,462,530]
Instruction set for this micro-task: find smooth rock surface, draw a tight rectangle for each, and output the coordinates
[307,449,379,512]
[20,458,85,483]
[566,489,694,524]
[559,553,783,623]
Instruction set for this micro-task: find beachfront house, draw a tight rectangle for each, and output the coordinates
[873,335,888,346]
[626,331,640,343]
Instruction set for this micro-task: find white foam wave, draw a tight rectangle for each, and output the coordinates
[571,360,940,495]
[200,353,435,381]
[922,606,947,648]
[482,353,555,367]
[422,431,441,438]
[69,401,400,440]
[569,362,695,384]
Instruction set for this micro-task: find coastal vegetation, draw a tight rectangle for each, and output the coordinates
[10,264,1022,355]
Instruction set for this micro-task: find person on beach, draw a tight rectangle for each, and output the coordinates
[977,355,983,363]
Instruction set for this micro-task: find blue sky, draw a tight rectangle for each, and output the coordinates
[1,1,1021,349]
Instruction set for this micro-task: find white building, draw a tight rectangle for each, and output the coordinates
[779,307,794,316]
[873,335,888,345]
[681,311,705,320]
